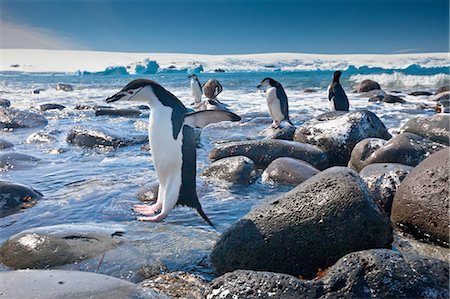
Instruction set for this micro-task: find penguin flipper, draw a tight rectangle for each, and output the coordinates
[183,110,241,128]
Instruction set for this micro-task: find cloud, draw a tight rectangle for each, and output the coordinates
[0,21,88,50]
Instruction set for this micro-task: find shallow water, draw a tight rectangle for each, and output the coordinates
[0,70,446,280]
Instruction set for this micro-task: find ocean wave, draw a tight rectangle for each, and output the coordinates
[349,72,450,88]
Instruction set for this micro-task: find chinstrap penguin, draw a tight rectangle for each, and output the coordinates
[257,78,293,128]
[106,79,241,226]
[188,74,203,108]
[327,71,349,111]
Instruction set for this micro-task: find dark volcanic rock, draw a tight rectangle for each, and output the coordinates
[356,133,445,169]
[140,272,206,299]
[401,114,449,145]
[0,108,48,129]
[359,163,414,215]
[294,110,391,165]
[67,126,148,148]
[262,157,319,185]
[382,94,406,103]
[210,167,392,278]
[202,156,256,184]
[368,94,384,102]
[394,231,450,262]
[0,181,43,218]
[391,148,449,246]
[0,224,124,269]
[0,138,13,149]
[39,103,66,111]
[209,139,328,170]
[409,91,433,96]
[0,270,161,299]
[348,138,388,171]
[0,152,40,171]
[207,249,449,299]
[356,79,381,92]
[0,98,11,107]
[95,108,142,117]
[259,125,296,140]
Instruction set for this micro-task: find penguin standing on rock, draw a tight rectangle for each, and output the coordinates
[188,74,203,108]
[257,78,292,128]
[106,79,241,226]
[327,71,349,111]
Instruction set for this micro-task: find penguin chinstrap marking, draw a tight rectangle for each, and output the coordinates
[257,78,293,128]
[106,79,241,226]
[188,74,203,107]
[327,71,350,111]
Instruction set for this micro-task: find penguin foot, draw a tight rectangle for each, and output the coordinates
[133,203,161,216]
[137,213,166,222]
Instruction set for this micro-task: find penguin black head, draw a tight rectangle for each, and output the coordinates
[106,79,158,103]
[188,74,198,79]
[257,77,278,89]
[333,71,342,83]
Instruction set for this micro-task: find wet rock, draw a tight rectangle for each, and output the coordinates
[348,138,387,171]
[95,108,142,117]
[393,231,449,263]
[0,98,11,107]
[258,125,296,140]
[303,88,318,93]
[0,270,162,299]
[39,103,66,111]
[209,139,328,170]
[435,85,449,94]
[141,272,206,299]
[262,157,319,185]
[0,108,48,129]
[0,138,13,149]
[207,249,449,299]
[432,91,450,102]
[0,152,40,171]
[202,156,256,184]
[356,79,381,92]
[210,167,392,278]
[137,181,160,203]
[0,224,124,269]
[55,83,74,91]
[26,131,57,143]
[355,133,445,169]
[401,114,449,145]
[382,94,406,103]
[67,126,148,148]
[409,91,433,96]
[0,181,43,218]
[359,163,413,215]
[293,110,391,165]
[368,94,384,102]
[391,148,449,247]
[138,260,168,280]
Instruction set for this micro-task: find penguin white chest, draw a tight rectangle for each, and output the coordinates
[190,80,202,103]
[266,87,284,122]
[327,84,337,111]
[148,106,183,177]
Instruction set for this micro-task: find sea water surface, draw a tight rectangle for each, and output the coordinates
[0,68,448,280]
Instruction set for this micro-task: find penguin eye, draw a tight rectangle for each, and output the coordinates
[128,91,134,95]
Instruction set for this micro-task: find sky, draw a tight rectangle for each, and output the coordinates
[0,0,449,54]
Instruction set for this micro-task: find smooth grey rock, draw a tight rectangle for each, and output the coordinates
[401,114,449,145]
[26,131,56,143]
[259,125,296,141]
[0,181,43,218]
[368,94,384,102]
[0,152,40,171]
[55,83,74,91]
[207,249,449,299]
[0,98,11,107]
[67,126,148,148]
[39,103,66,111]
[382,94,406,103]
[262,157,319,185]
[393,231,449,263]
[0,108,48,129]
[0,224,124,269]
[141,272,206,299]
[202,156,256,184]
[356,79,381,92]
[210,167,392,278]
[359,163,413,215]
[348,138,388,171]
[209,139,328,170]
[95,108,142,117]
[0,270,163,299]
[294,110,391,165]
[391,148,449,247]
[0,138,13,149]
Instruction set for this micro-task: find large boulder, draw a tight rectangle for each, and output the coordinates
[0,224,124,269]
[0,108,48,129]
[262,157,319,185]
[348,138,387,171]
[0,152,40,171]
[0,270,163,299]
[209,139,328,170]
[356,79,381,92]
[401,114,449,145]
[210,167,392,278]
[353,133,445,169]
[391,148,449,246]
[67,126,148,148]
[207,249,449,299]
[359,163,414,215]
[0,181,43,218]
[294,111,391,165]
[202,156,256,184]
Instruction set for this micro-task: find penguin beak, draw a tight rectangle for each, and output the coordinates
[105,92,125,103]
[257,84,262,89]
[188,75,193,78]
